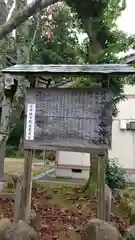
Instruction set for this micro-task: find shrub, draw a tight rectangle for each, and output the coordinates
[123,232,135,240]
[6,146,24,158]
[105,158,127,190]
[39,150,55,161]
[6,146,17,157]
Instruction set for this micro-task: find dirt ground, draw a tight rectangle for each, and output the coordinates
[0,182,129,240]
[1,158,132,239]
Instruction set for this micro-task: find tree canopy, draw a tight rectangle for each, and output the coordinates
[28,4,82,64]
[2,0,135,119]
[5,0,135,145]
[64,0,134,116]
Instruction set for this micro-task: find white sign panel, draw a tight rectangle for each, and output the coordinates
[25,103,36,140]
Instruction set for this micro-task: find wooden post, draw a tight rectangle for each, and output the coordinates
[105,184,112,221]
[13,175,23,222]
[14,77,36,222]
[22,149,34,220]
[14,149,34,221]
[0,96,11,191]
[97,152,112,221]
[43,150,46,165]
[97,76,109,220]
[97,152,106,220]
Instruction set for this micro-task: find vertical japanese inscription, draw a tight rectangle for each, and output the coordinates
[25,104,36,140]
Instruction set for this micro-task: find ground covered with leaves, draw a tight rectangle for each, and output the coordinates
[0,182,131,240]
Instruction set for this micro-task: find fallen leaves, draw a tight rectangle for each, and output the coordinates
[0,184,129,239]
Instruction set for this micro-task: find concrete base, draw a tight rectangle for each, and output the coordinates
[55,167,135,182]
[55,167,89,180]
[0,180,5,191]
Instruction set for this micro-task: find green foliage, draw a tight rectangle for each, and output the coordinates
[123,232,135,240]
[7,118,24,147]
[6,146,24,158]
[5,146,55,161]
[36,150,55,161]
[66,0,108,19]
[28,6,82,64]
[6,5,84,147]
[66,0,127,59]
[105,158,127,190]
[70,18,134,116]
[66,0,135,117]
[7,1,135,147]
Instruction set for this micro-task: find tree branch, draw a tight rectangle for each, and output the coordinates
[0,0,58,40]
[26,12,40,63]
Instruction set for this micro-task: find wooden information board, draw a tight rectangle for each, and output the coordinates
[24,88,112,152]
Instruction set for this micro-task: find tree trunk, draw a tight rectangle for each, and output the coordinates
[97,153,106,220]
[19,137,23,152]
[82,17,106,196]
[82,153,98,197]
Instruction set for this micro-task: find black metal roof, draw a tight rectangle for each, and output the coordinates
[1,64,135,75]
[5,56,74,88]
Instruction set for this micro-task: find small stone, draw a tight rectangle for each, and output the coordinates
[28,209,37,226]
[83,218,122,240]
[0,218,12,239]
[2,220,38,240]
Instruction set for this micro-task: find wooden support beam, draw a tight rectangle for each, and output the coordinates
[97,152,106,220]
[14,149,34,221]
[105,184,112,221]
[13,175,23,222]
[96,75,110,220]
[0,96,11,191]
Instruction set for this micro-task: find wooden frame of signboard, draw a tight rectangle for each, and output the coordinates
[2,64,135,222]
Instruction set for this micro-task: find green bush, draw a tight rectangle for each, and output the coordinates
[105,158,127,190]
[123,232,135,240]
[39,150,55,161]
[6,145,24,158]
